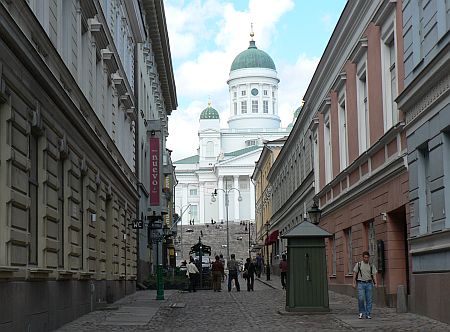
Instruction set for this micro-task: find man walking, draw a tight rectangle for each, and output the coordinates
[279,254,288,289]
[352,251,378,319]
[227,254,240,292]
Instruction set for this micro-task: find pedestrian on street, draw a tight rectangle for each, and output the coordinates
[279,254,288,290]
[255,253,263,278]
[187,256,200,292]
[352,251,378,319]
[243,257,255,291]
[211,255,224,292]
[227,254,240,292]
[219,254,226,282]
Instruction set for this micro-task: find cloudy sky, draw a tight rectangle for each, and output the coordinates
[165,0,347,161]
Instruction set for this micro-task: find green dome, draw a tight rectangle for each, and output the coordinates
[230,41,276,71]
[200,106,220,119]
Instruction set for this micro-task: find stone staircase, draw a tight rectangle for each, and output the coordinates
[175,221,254,264]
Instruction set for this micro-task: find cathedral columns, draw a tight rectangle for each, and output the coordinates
[199,183,205,223]
[182,184,189,224]
[250,175,255,220]
[234,175,240,222]
[218,176,224,222]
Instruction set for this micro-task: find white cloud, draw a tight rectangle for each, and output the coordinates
[166,0,298,161]
[277,54,320,127]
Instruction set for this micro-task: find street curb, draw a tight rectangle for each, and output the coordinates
[255,277,278,289]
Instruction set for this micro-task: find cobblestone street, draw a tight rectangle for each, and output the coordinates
[56,275,450,332]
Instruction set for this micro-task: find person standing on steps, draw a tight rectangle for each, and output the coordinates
[279,254,288,290]
[227,254,240,292]
[352,251,378,319]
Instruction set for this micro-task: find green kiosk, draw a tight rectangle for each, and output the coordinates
[282,220,331,313]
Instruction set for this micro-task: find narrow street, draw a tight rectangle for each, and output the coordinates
[57,275,449,332]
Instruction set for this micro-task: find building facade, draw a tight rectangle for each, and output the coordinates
[252,137,286,273]
[302,0,409,307]
[174,34,292,261]
[135,0,177,281]
[397,0,450,324]
[0,0,175,330]
[266,103,317,275]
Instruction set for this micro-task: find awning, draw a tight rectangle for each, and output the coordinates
[265,230,279,245]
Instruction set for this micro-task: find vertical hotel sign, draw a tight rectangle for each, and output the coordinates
[149,137,160,206]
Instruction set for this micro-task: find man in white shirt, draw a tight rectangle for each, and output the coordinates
[352,251,378,319]
[187,257,200,292]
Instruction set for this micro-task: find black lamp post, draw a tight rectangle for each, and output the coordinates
[265,221,270,281]
[307,201,322,224]
[211,181,242,260]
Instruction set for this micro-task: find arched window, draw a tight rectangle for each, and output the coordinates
[206,141,214,157]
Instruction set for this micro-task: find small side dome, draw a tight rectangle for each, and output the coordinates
[200,105,220,120]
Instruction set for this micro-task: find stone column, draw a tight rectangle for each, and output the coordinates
[234,175,240,222]
[250,176,255,220]
[182,184,188,224]
[218,176,224,222]
[199,183,205,224]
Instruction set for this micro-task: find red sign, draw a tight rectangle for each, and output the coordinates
[149,137,160,206]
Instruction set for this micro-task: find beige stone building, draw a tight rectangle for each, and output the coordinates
[0,0,176,330]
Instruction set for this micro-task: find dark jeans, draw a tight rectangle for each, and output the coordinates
[281,271,287,289]
[189,273,198,292]
[256,265,262,278]
[246,274,254,291]
[228,270,240,291]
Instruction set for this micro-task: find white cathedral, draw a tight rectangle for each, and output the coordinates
[174,33,298,226]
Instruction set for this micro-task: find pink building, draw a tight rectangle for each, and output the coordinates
[308,1,409,307]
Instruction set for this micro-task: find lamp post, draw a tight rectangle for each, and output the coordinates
[175,204,191,260]
[211,181,242,260]
[265,221,270,281]
[150,221,171,300]
[244,222,254,260]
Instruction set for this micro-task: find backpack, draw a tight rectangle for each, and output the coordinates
[356,261,374,282]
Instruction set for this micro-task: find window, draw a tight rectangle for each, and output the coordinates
[263,100,268,113]
[263,90,268,96]
[29,135,38,264]
[339,96,348,170]
[241,90,246,96]
[272,91,275,97]
[233,91,237,98]
[331,235,337,275]
[234,102,237,115]
[358,71,370,153]
[313,132,319,190]
[272,101,276,114]
[345,228,353,274]
[252,100,258,113]
[206,141,214,157]
[368,221,377,266]
[418,144,431,234]
[189,188,198,196]
[383,36,398,131]
[241,101,247,114]
[324,115,332,183]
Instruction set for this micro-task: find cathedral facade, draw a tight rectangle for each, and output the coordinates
[174,36,295,243]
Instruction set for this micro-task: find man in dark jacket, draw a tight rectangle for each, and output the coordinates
[244,257,256,291]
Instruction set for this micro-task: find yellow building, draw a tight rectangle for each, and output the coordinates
[251,137,286,273]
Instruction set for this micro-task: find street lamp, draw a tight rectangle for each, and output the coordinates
[175,204,191,260]
[149,221,171,300]
[265,221,270,281]
[307,201,322,224]
[211,183,242,260]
